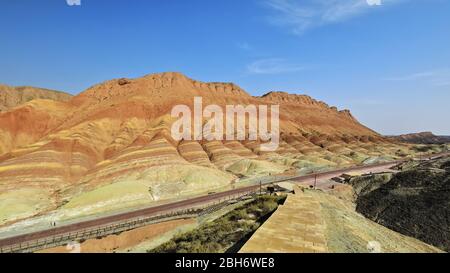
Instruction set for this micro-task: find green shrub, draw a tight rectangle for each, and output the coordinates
[148,195,286,253]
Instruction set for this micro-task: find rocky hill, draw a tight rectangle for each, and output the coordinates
[0,72,440,230]
[0,84,72,112]
[388,132,450,144]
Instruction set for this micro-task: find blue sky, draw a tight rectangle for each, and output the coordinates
[1,0,449,135]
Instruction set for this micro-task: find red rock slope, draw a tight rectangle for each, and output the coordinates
[0,72,413,226]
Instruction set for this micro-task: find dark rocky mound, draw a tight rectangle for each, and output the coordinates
[356,157,450,252]
[388,132,450,144]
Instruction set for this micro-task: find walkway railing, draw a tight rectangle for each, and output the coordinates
[0,190,257,253]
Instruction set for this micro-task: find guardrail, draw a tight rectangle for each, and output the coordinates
[0,190,257,253]
[251,151,450,187]
[249,160,402,187]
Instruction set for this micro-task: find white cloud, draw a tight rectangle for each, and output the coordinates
[384,71,435,81]
[263,0,403,34]
[236,42,252,51]
[346,98,385,106]
[384,69,450,87]
[246,58,305,74]
[432,80,450,87]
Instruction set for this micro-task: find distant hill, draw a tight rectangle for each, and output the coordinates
[0,84,72,112]
[388,132,450,144]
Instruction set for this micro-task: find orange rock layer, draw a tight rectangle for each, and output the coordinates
[0,72,408,226]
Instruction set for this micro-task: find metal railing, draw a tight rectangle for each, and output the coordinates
[0,190,257,253]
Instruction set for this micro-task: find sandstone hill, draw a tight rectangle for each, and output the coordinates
[0,84,72,112]
[388,132,450,144]
[0,72,439,229]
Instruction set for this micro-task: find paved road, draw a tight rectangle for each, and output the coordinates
[0,152,448,249]
[291,152,449,191]
[293,163,399,191]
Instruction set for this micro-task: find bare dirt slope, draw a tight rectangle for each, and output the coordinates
[0,84,72,112]
[39,218,196,253]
